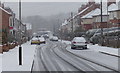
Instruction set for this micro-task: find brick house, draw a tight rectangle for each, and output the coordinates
[81,18,93,30]
[4,7,16,43]
[109,9,120,27]
[92,2,117,29]
[0,5,11,45]
[93,15,109,29]
[81,8,101,30]
[77,0,116,30]
[73,0,100,32]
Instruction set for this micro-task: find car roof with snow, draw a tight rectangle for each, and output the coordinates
[73,37,86,42]
[32,37,39,40]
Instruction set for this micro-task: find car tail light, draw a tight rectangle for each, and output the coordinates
[73,42,76,44]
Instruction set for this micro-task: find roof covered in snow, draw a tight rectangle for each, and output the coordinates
[108,3,118,12]
[25,23,32,30]
[81,8,101,18]
[0,7,11,14]
[91,3,119,16]
[78,7,89,15]
[62,20,68,26]
[73,4,93,18]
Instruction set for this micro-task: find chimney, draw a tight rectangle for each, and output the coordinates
[119,1,120,10]
[0,1,1,7]
[2,3,4,8]
[107,0,116,6]
[88,0,95,4]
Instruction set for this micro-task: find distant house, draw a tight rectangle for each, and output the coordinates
[61,20,69,33]
[24,23,32,41]
[14,18,21,42]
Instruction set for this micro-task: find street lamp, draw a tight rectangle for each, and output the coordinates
[71,12,74,38]
[19,0,22,65]
[100,0,104,46]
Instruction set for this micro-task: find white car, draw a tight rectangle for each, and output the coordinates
[38,37,46,44]
[50,36,58,41]
[71,37,87,49]
[31,37,40,45]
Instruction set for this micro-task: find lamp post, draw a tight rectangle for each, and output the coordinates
[71,12,74,38]
[100,0,104,46]
[19,0,22,65]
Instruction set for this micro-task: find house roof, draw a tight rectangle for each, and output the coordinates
[78,7,89,15]
[92,3,118,16]
[72,4,93,19]
[0,7,11,15]
[81,8,101,19]
[62,20,68,26]
[108,3,118,12]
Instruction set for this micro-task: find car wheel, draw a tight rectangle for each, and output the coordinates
[71,47,76,49]
[84,47,87,49]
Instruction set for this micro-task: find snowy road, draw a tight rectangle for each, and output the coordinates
[32,40,119,72]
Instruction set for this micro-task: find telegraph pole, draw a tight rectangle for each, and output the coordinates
[19,0,22,65]
[117,25,119,48]
[100,0,104,46]
[71,12,74,38]
[106,1,109,46]
[53,24,55,35]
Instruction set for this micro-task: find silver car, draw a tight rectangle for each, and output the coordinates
[71,37,87,49]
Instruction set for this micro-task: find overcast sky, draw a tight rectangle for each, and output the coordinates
[4,2,86,17]
[3,0,120,18]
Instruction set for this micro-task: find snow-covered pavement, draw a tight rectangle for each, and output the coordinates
[2,41,36,71]
[61,40,119,57]
[88,44,119,57]
[59,40,71,45]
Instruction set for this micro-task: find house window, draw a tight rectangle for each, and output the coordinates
[113,12,117,19]
[9,17,13,27]
[109,12,114,20]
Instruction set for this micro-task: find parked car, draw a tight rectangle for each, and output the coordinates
[71,37,87,49]
[42,34,49,39]
[39,37,46,44]
[50,36,58,41]
[31,37,40,45]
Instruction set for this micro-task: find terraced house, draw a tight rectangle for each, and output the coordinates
[0,3,28,53]
[109,5,120,27]
[0,3,11,45]
[0,3,12,53]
